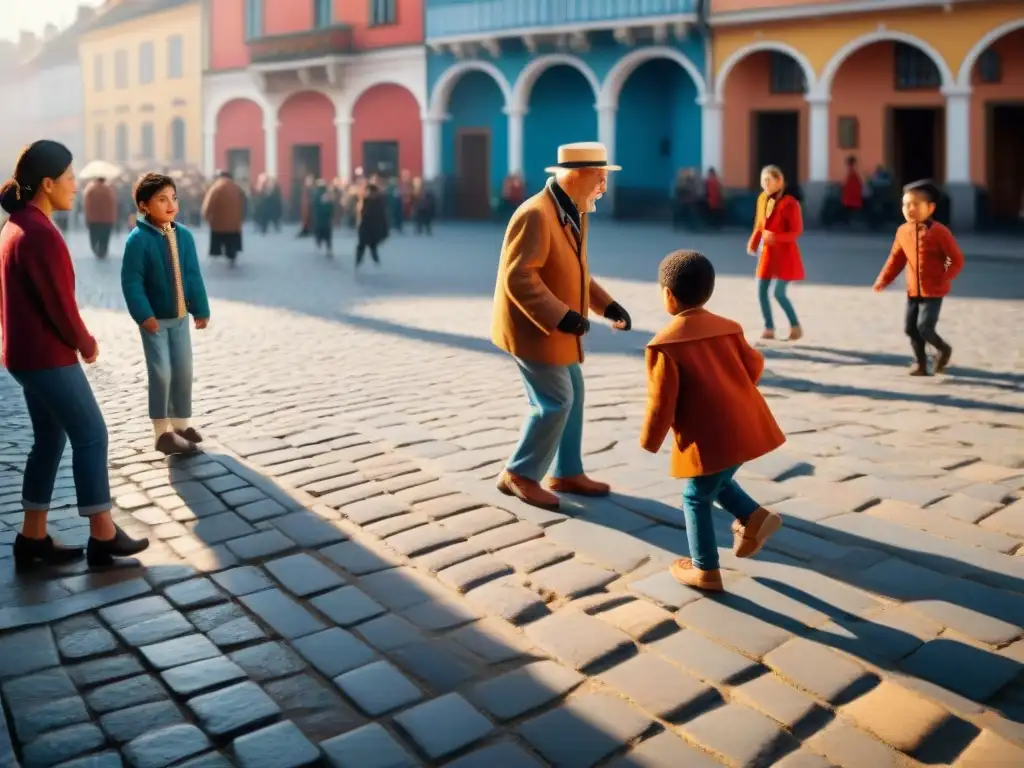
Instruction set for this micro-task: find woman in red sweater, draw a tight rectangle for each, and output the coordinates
[0,140,148,570]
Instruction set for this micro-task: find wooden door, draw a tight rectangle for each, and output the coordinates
[751,111,799,188]
[988,103,1024,222]
[456,130,490,219]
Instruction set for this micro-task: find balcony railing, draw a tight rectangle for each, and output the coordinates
[426,0,697,40]
[247,25,354,65]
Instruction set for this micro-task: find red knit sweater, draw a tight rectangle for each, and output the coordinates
[0,205,97,371]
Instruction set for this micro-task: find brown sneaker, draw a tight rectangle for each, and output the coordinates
[909,362,930,376]
[760,329,775,340]
[934,346,952,374]
[496,471,560,510]
[547,474,610,497]
[156,431,200,456]
[731,508,783,558]
[786,326,803,342]
[176,426,203,443]
[669,558,724,592]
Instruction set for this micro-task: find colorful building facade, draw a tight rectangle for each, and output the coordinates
[708,0,1024,228]
[204,0,426,201]
[79,0,204,168]
[424,0,709,217]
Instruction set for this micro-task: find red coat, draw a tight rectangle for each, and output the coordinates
[747,192,805,282]
[841,171,863,209]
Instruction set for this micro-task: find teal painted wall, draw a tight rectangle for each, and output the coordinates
[523,66,598,192]
[441,71,508,202]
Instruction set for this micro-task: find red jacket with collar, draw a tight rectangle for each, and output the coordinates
[876,220,964,298]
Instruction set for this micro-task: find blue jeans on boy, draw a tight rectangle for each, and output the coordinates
[140,317,193,419]
[682,465,761,571]
[10,364,111,516]
[506,359,585,481]
[758,279,799,331]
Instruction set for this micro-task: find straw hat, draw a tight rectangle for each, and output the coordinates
[545,142,621,173]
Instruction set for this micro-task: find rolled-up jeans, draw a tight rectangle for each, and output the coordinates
[10,364,111,516]
[682,465,761,571]
[140,317,193,419]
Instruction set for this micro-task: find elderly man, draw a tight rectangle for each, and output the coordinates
[492,142,632,510]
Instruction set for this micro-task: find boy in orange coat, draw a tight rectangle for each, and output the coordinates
[873,180,964,376]
[641,250,786,591]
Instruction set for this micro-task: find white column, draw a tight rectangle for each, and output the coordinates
[335,117,352,182]
[596,103,616,161]
[698,97,723,174]
[263,118,279,178]
[505,107,525,175]
[942,86,971,184]
[203,128,216,177]
[422,114,442,181]
[807,95,830,182]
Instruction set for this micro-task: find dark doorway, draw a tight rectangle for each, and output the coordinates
[987,103,1024,224]
[225,149,251,191]
[889,107,944,190]
[363,141,399,179]
[290,144,322,219]
[751,111,799,189]
[456,129,491,219]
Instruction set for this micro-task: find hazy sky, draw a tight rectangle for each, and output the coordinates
[0,0,104,42]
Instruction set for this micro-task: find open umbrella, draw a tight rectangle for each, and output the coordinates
[78,160,122,180]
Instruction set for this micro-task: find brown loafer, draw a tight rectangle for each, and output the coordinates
[547,474,610,497]
[669,558,723,592]
[156,431,200,456]
[909,362,930,376]
[934,346,952,374]
[496,470,560,510]
[731,508,783,558]
[786,326,803,342]
[176,426,203,443]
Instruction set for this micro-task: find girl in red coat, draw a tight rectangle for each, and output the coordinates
[747,165,805,341]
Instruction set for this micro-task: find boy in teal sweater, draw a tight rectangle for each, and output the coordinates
[121,173,210,455]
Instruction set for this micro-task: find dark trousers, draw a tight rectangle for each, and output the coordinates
[88,223,113,258]
[355,241,379,266]
[905,297,948,362]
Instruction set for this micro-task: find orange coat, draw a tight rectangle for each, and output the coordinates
[491,187,614,365]
[876,220,964,298]
[747,192,805,282]
[201,178,246,233]
[640,309,786,478]
[82,181,117,225]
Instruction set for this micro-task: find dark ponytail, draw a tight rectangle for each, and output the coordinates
[0,140,74,214]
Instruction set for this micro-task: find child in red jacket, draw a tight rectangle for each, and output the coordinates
[873,180,964,376]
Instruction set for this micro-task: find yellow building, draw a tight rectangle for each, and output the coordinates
[79,0,202,168]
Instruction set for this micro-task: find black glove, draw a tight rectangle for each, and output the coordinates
[604,301,632,331]
[557,310,590,336]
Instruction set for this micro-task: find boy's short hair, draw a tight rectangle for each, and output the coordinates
[134,173,176,206]
[659,250,716,307]
[903,179,940,205]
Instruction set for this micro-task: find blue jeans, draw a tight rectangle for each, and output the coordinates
[506,359,585,482]
[9,364,111,516]
[682,465,761,571]
[758,279,799,331]
[140,317,193,419]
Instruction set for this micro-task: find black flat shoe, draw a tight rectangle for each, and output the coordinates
[87,526,150,567]
[13,534,85,572]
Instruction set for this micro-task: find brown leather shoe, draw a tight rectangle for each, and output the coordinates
[934,346,952,374]
[156,431,200,456]
[732,508,783,558]
[909,362,930,376]
[669,558,724,592]
[786,326,803,342]
[496,471,560,510]
[547,474,610,497]
[176,426,203,443]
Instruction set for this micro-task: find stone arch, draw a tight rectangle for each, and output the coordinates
[206,91,271,135]
[957,18,1024,87]
[815,30,955,98]
[714,42,816,103]
[510,54,601,113]
[350,83,423,177]
[600,46,706,109]
[429,60,512,119]
[346,79,426,120]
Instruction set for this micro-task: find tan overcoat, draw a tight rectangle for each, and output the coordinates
[201,178,246,233]
[491,187,613,365]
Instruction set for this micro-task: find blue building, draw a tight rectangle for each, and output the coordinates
[422,0,709,218]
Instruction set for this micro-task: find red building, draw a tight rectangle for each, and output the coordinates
[203,0,425,204]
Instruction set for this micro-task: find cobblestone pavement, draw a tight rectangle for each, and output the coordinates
[0,222,1023,768]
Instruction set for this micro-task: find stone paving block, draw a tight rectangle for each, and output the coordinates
[524,611,633,671]
[310,586,386,627]
[441,507,516,538]
[678,597,794,659]
[240,588,326,639]
[204,473,250,494]
[264,553,346,597]
[271,511,347,547]
[319,539,398,576]
[390,640,477,693]
[359,567,449,611]
[629,571,704,610]
[764,638,876,703]
[780,476,880,512]
[66,655,143,689]
[86,674,168,714]
[263,672,364,744]
[123,724,212,768]
[744,452,815,482]
[594,598,676,642]
[20,723,106,768]
[54,749,126,767]
[394,693,494,760]
[235,498,290,523]
[868,499,1017,553]
[445,740,544,768]
[469,660,583,721]
[928,493,1005,524]
[543,519,653,573]
[517,692,653,768]
[319,723,418,768]
[771,750,833,768]
[806,719,904,768]
[0,626,60,679]
[291,627,376,678]
[980,500,1024,538]
[469,521,545,552]
[600,652,718,722]
[731,675,822,730]
[354,614,425,652]
[448,618,534,665]
[98,700,185,744]
[529,558,618,599]
[415,540,486,572]
[402,596,480,631]
[608,731,724,768]
[220,486,270,507]
[364,511,428,540]
[164,578,227,609]
[338,494,408,524]
[187,681,281,738]
[224,530,297,561]
[186,602,246,633]
[139,633,220,670]
[900,636,1022,701]
[13,695,90,743]
[160,656,247,697]
[385,523,463,557]
[811,607,942,665]
[334,660,422,716]
[187,512,257,545]
[681,703,798,767]
[211,566,274,596]
[437,555,512,593]
[465,577,550,625]
[954,729,1024,765]
[649,629,760,685]
[843,679,956,757]
[497,538,573,573]
[961,482,1016,505]
[229,642,307,682]
[207,616,267,648]
[232,720,320,768]
[54,619,118,661]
